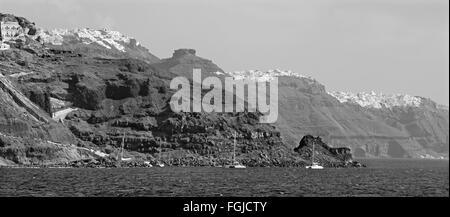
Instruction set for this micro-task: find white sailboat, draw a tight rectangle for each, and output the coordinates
[156,137,165,167]
[144,161,153,167]
[120,133,132,162]
[305,142,324,169]
[225,131,246,169]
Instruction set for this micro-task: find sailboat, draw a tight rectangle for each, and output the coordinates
[225,131,246,169]
[156,137,165,167]
[120,133,132,162]
[305,142,324,169]
[144,161,153,167]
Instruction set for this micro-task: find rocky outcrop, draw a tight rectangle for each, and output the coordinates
[151,48,225,80]
[294,135,364,167]
[173,48,196,58]
[21,85,53,115]
[68,74,106,110]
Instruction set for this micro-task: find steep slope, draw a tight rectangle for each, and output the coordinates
[0,70,96,166]
[331,93,450,157]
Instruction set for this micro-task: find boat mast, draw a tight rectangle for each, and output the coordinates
[121,132,125,161]
[233,131,236,163]
[159,137,162,162]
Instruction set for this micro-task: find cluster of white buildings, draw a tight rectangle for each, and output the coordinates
[222,69,314,82]
[328,91,423,109]
[36,28,135,52]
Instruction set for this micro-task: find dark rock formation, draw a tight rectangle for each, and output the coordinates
[173,48,196,58]
[21,85,53,115]
[294,135,364,167]
[68,74,106,110]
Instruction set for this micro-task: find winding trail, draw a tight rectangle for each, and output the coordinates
[8,71,35,78]
[52,108,78,123]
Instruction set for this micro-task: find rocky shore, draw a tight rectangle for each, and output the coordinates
[1,135,365,168]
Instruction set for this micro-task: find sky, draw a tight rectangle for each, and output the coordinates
[1,0,448,105]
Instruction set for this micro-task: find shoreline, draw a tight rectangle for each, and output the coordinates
[1,162,365,169]
[3,158,448,169]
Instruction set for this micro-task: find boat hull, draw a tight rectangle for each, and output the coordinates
[305,165,324,169]
[225,165,246,169]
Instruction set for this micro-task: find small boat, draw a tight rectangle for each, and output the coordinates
[305,162,324,169]
[119,133,133,162]
[225,162,246,169]
[225,131,246,169]
[305,142,324,169]
[144,161,153,167]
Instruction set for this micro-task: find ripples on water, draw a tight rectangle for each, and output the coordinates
[0,159,448,197]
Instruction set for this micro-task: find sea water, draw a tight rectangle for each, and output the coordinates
[0,159,448,197]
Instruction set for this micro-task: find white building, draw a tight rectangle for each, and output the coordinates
[0,21,23,41]
[0,42,10,50]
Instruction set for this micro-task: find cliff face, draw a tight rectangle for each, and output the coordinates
[225,71,449,159]
[343,98,449,158]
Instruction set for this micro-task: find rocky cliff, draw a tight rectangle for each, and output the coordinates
[224,70,449,159]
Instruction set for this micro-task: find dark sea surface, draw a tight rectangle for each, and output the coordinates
[0,159,448,197]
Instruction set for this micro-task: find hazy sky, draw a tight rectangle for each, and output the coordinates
[1,0,448,105]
